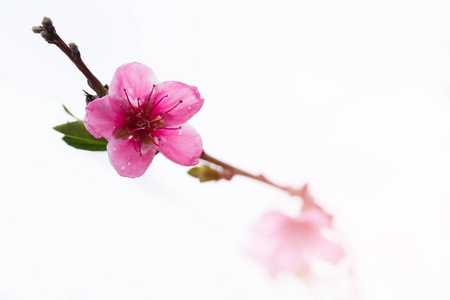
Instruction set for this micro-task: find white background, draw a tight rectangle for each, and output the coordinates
[1,0,450,299]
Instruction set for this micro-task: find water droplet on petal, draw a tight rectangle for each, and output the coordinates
[113,147,117,151]
[128,162,131,166]
[121,166,126,170]
[188,106,191,110]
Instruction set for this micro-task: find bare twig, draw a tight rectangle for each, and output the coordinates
[32,17,108,99]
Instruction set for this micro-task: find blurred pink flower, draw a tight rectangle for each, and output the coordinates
[84,62,204,178]
[249,209,344,278]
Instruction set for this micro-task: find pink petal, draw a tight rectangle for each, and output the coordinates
[270,241,309,277]
[299,209,333,228]
[310,234,344,264]
[107,139,156,178]
[248,209,344,278]
[155,123,202,166]
[151,81,204,126]
[249,211,292,258]
[254,211,292,231]
[249,211,310,277]
[109,62,158,102]
[84,96,126,140]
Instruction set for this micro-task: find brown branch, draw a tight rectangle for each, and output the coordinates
[199,150,323,211]
[200,150,301,196]
[32,17,108,99]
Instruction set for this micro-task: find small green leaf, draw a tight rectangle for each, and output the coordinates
[53,121,108,151]
[187,167,201,178]
[188,165,222,182]
[62,104,80,120]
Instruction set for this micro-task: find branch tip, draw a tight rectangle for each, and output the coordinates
[41,17,54,32]
[32,16,108,99]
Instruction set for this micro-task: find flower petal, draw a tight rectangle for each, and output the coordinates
[249,211,291,258]
[310,234,344,264]
[107,139,156,178]
[151,81,204,126]
[155,123,202,166]
[271,240,309,277]
[84,96,126,140]
[249,211,310,278]
[109,62,158,102]
[299,209,333,228]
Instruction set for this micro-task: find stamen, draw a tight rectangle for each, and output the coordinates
[148,94,168,115]
[147,100,182,123]
[162,100,183,115]
[131,127,146,132]
[148,115,163,124]
[145,84,156,109]
[123,88,138,113]
[133,139,141,155]
[148,134,160,146]
[119,103,128,114]
[154,126,182,131]
[137,97,141,110]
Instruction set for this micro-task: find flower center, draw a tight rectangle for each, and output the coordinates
[115,87,183,156]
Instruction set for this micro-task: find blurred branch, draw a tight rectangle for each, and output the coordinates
[199,150,314,202]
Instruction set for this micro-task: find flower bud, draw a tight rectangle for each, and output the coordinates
[42,17,54,31]
[69,43,80,59]
[31,26,43,34]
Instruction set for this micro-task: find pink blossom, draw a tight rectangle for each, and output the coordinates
[249,209,344,278]
[84,62,204,178]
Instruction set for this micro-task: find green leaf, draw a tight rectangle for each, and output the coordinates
[53,121,108,151]
[62,104,80,120]
[188,165,222,182]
